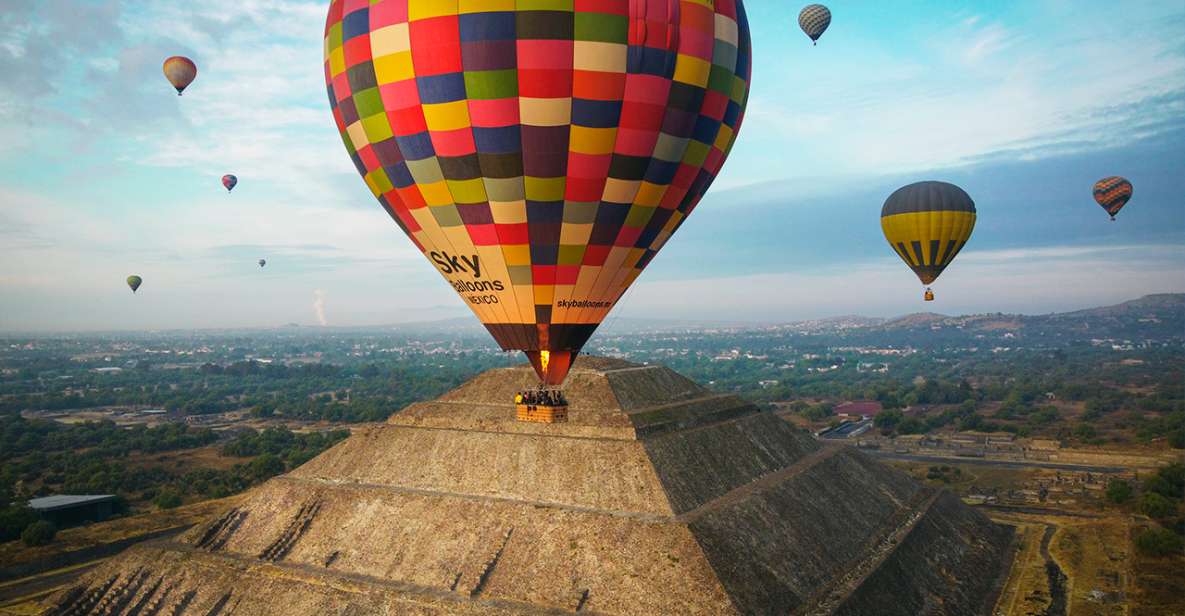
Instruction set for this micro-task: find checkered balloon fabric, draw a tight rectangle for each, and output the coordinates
[797,4,830,42]
[324,0,751,381]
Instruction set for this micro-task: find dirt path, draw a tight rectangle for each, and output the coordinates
[1039,525,1068,616]
[864,450,1126,474]
[0,559,104,608]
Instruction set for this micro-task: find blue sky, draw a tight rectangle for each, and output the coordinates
[1,0,1183,332]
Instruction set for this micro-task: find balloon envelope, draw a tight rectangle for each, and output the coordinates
[163,56,197,95]
[222,174,238,192]
[1092,176,1132,220]
[126,275,143,293]
[323,0,752,384]
[798,4,831,43]
[881,181,976,287]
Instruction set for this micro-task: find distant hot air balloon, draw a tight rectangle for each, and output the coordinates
[162,56,197,96]
[222,175,238,193]
[258,259,266,268]
[1092,176,1132,221]
[127,275,143,294]
[798,4,831,45]
[881,181,977,301]
[323,0,752,385]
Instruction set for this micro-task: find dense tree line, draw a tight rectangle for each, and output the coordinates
[1,354,512,423]
[1,416,217,461]
[1105,463,1185,556]
[0,418,346,546]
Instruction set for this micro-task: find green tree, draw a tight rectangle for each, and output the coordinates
[875,410,904,433]
[1171,427,1185,449]
[248,454,285,481]
[0,506,39,543]
[802,403,833,421]
[21,520,56,546]
[1073,423,1097,440]
[1030,406,1060,425]
[1139,493,1176,519]
[1133,527,1184,557]
[1145,463,1184,499]
[1105,479,1133,504]
[153,488,182,510]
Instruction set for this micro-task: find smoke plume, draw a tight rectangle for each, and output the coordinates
[312,289,327,326]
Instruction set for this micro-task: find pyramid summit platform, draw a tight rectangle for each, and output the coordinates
[45,358,1013,615]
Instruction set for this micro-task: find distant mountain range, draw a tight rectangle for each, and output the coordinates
[395,294,1185,342]
[41,295,1178,343]
[749,294,1185,344]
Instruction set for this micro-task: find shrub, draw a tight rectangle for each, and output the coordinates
[247,454,285,481]
[1105,480,1133,505]
[152,489,182,510]
[20,520,56,546]
[1134,527,1184,557]
[1030,406,1060,425]
[1146,463,1184,499]
[898,417,928,434]
[1139,493,1177,519]
[0,506,39,543]
[1073,423,1097,440]
[875,409,903,432]
[926,465,962,483]
[802,403,833,421]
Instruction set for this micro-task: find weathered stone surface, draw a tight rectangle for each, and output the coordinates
[44,358,1012,615]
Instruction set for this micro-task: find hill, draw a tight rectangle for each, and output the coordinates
[771,294,1185,347]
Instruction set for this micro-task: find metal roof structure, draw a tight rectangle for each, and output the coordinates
[28,494,116,512]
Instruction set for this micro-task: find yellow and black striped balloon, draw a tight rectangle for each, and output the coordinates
[881,181,976,293]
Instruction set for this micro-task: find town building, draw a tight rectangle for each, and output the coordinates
[834,400,884,421]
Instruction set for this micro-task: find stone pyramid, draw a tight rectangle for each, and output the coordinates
[45,358,1013,615]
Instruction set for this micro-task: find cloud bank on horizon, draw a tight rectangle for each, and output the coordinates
[0,0,1182,331]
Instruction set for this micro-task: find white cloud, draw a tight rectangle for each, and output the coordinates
[726,3,1185,187]
[1,1,1183,332]
[960,24,1013,64]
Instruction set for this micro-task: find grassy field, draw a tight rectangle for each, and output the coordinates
[1126,522,1185,616]
[885,458,1183,616]
[987,511,1184,616]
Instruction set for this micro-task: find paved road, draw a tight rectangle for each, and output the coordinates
[0,559,102,608]
[861,450,1126,473]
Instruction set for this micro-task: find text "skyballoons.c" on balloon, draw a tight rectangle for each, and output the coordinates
[323,0,752,384]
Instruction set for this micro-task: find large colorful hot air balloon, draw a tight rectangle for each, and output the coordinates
[1092,176,1132,221]
[798,4,831,45]
[222,174,238,192]
[324,0,751,384]
[127,275,143,294]
[163,56,197,95]
[880,181,976,302]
